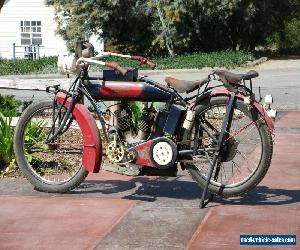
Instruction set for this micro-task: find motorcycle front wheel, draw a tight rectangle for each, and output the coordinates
[183,96,273,197]
[14,101,88,193]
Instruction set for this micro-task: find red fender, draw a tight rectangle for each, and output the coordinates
[192,89,274,130]
[55,92,102,173]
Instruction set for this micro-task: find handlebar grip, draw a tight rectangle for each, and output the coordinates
[132,56,156,70]
[146,60,156,70]
[105,61,127,76]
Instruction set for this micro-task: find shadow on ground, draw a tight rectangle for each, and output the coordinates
[215,186,300,206]
[72,177,299,206]
[72,175,203,202]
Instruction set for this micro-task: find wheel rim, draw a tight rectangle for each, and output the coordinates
[192,103,263,188]
[22,104,84,184]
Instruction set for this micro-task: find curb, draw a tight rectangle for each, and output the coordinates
[246,57,268,67]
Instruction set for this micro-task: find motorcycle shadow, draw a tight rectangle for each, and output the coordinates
[217,186,300,206]
[71,175,203,202]
[70,176,299,206]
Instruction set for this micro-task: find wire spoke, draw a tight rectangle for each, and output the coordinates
[236,150,255,173]
[22,106,83,184]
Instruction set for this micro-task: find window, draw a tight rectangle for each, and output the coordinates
[20,21,42,45]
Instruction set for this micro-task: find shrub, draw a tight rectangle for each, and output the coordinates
[0,94,22,117]
[0,56,57,76]
[280,18,300,52]
[0,112,14,169]
[90,50,254,71]
[0,111,47,175]
[0,51,254,76]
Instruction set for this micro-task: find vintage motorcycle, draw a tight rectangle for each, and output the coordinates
[14,46,275,207]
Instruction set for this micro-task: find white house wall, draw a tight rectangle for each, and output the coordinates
[0,0,68,58]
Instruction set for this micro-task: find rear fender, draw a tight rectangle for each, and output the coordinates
[55,92,102,173]
[193,89,274,130]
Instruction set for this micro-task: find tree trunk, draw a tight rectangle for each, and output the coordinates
[0,0,5,12]
[155,0,175,57]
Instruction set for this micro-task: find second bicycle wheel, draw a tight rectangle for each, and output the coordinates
[184,96,273,197]
[14,101,88,193]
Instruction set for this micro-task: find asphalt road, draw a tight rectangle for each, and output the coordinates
[148,67,300,110]
[0,66,299,110]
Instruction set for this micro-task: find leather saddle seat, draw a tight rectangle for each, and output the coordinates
[164,70,259,93]
[213,70,259,85]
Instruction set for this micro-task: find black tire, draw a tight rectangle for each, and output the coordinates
[184,96,273,197]
[14,101,88,193]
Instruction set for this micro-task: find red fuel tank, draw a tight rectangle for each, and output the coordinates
[85,81,172,102]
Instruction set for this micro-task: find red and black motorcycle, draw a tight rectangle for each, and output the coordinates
[14,49,275,207]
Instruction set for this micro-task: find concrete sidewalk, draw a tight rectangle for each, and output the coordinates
[0,111,299,249]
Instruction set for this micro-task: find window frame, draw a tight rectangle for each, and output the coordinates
[20,20,42,45]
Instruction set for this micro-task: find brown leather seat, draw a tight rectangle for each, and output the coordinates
[165,70,258,93]
[165,76,208,93]
[213,70,258,85]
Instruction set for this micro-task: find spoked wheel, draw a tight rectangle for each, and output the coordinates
[184,96,273,197]
[14,101,88,193]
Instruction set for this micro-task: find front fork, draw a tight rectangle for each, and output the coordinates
[46,89,79,143]
[199,92,236,208]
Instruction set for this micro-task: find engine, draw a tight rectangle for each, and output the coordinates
[105,102,183,170]
[114,102,156,142]
[104,102,156,164]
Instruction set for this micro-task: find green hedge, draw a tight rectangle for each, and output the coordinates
[0,56,57,75]
[154,51,254,69]
[0,51,254,76]
[92,50,254,71]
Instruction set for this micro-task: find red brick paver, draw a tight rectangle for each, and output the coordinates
[275,111,300,128]
[187,112,300,250]
[187,206,299,250]
[0,196,134,250]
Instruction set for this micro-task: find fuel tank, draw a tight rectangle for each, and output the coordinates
[85,80,172,102]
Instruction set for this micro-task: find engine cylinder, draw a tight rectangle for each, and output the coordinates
[137,107,156,140]
[114,107,132,132]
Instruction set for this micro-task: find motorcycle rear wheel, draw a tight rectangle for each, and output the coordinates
[14,101,88,193]
[184,96,273,197]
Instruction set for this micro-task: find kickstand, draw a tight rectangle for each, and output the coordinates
[200,192,214,209]
[199,92,236,209]
[199,156,216,209]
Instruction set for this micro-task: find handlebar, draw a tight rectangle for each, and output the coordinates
[105,61,127,76]
[75,52,156,75]
[131,56,156,70]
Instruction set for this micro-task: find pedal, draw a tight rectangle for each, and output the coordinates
[102,160,139,176]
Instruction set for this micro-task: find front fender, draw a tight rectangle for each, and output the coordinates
[56,92,102,173]
[193,89,274,130]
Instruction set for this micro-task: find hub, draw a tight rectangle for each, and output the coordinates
[130,137,177,169]
[150,138,177,169]
[220,137,238,162]
[152,141,173,166]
